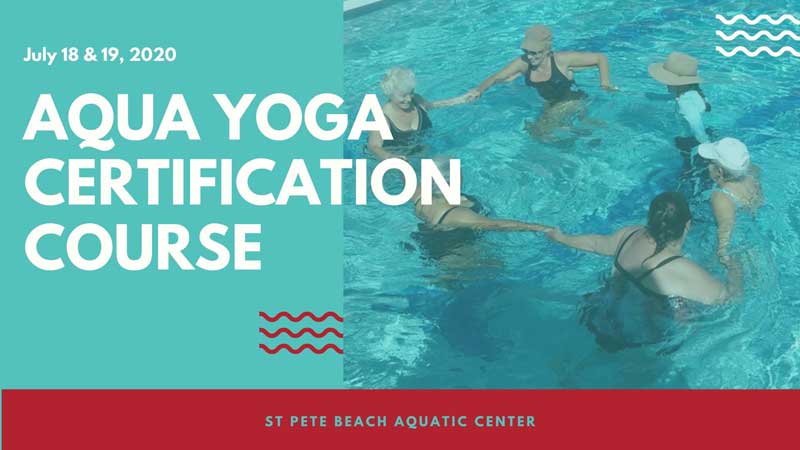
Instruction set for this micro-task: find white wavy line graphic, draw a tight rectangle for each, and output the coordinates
[715,14,800,25]
[716,30,800,41]
[715,45,800,57]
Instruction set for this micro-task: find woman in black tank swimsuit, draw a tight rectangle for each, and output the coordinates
[383,98,432,149]
[466,25,616,141]
[367,67,472,160]
[524,52,586,105]
[612,229,683,300]
[545,191,734,308]
[545,192,736,350]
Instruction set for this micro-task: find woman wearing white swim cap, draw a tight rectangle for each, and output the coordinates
[698,137,764,265]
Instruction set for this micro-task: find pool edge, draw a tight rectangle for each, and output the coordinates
[344,0,404,20]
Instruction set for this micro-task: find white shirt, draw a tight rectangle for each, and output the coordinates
[677,90,710,144]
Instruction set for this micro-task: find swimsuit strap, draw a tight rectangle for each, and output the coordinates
[415,98,432,130]
[524,57,533,85]
[525,53,578,103]
[383,100,431,148]
[614,229,641,262]
[549,53,560,74]
[385,100,424,133]
[715,186,746,208]
[635,255,683,281]
[613,229,682,299]
[436,206,461,225]
[384,114,408,133]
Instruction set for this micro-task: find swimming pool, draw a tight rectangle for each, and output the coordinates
[343,0,800,388]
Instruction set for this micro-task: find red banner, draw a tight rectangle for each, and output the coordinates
[3,389,797,449]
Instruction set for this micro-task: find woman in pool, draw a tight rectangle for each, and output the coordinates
[648,52,712,154]
[411,189,548,233]
[698,138,763,265]
[465,25,616,141]
[367,67,473,160]
[546,192,740,305]
[406,161,549,270]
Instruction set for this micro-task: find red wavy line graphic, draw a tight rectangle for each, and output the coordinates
[259,311,344,323]
[259,343,343,354]
[259,327,343,339]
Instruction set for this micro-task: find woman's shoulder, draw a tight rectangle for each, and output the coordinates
[552,51,570,64]
[615,225,645,241]
[711,188,735,203]
[656,256,724,301]
[412,93,431,112]
[610,225,646,255]
[553,51,579,59]
[381,102,400,123]
[710,189,737,215]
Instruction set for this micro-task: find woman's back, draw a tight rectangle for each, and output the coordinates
[612,227,726,304]
[717,168,763,211]
[612,228,682,299]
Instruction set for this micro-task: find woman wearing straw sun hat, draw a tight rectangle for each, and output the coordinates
[649,52,713,153]
[464,24,617,141]
[697,137,763,265]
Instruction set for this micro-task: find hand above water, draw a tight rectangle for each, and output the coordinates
[545,227,565,242]
[463,89,481,102]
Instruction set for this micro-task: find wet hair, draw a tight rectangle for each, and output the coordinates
[644,192,692,265]
[380,67,416,98]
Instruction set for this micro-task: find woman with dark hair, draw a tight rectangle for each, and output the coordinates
[546,192,739,305]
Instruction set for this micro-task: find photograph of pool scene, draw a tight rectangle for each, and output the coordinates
[342,0,800,388]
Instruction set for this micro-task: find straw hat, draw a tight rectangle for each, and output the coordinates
[521,25,552,51]
[648,52,703,85]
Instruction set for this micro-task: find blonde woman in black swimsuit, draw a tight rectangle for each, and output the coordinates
[465,25,617,141]
[368,67,472,160]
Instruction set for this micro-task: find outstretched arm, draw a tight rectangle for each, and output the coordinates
[467,58,528,100]
[557,52,616,90]
[416,93,472,109]
[439,206,549,232]
[546,226,640,256]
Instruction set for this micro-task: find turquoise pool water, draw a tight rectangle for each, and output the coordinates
[343,0,800,388]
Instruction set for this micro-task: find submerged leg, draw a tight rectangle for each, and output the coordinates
[527,100,591,145]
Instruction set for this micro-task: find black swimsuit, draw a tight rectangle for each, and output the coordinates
[414,194,484,226]
[435,206,460,225]
[577,229,685,353]
[524,53,586,104]
[384,99,432,148]
[613,230,682,300]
